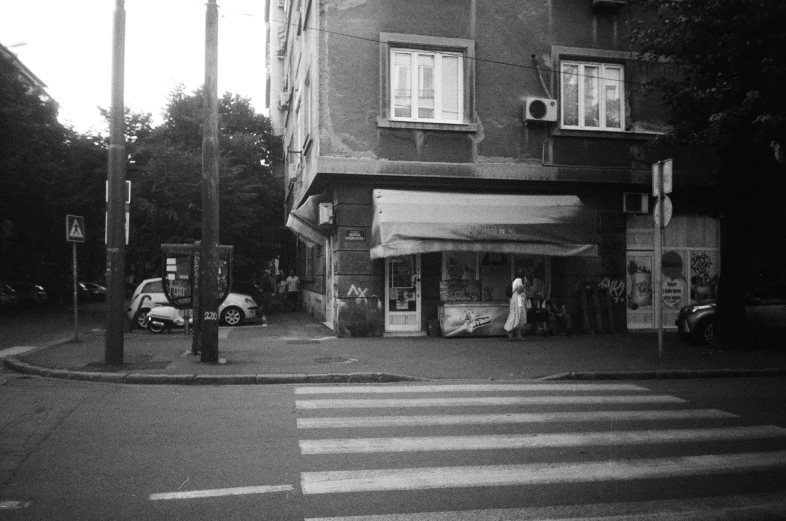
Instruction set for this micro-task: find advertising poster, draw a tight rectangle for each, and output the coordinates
[661,250,687,310]
[440,305,508,337]
[690,251,719,303]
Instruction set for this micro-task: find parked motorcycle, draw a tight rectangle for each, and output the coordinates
[146,305,190,334]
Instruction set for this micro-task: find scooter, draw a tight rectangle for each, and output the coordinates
[146,305,190,334]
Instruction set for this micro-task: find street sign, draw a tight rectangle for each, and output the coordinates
[66,215,85,242]
[654,196,673,229]
[652,159,673,197]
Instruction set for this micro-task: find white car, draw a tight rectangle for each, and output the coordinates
[127,278,259,328]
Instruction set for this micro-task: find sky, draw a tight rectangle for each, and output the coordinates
[1,0,267,133]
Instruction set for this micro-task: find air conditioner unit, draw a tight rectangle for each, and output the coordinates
[318,202,333,226]
[523,97,558,122]
[623,192,649,214]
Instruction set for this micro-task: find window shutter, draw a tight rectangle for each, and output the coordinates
[441,55,460,120]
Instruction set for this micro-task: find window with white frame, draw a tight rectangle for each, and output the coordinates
[561,61,624,131]
[391,49,463,123]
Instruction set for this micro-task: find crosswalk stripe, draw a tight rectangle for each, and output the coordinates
[300,450,786,494]
[295,383,650,394]
[296,395,686,409]
[297,409,737,429]
[303,491,786,520]
[300,425,786,454]
[149,484,293,500]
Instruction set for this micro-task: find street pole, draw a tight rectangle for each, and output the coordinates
[199,0,220,363]
[105,0,126,365]
[72,242,79,342]
[656,164,664,358]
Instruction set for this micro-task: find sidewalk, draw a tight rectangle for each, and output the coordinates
[5,311,786,384]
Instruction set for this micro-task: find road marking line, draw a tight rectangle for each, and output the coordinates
[295,383,650,394]
[300,450,786,494]
[297,409,737,429]
[0,346,36,358]
[149,484,293,501]
[300,425,786,454]
[303,491,786,520]
[0,500,31,510]
[296,395,686,409]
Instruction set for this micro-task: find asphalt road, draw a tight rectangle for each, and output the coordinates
[1,376,785,520]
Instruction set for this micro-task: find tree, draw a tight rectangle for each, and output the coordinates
[126,87,284,283]
[630,0,786,349]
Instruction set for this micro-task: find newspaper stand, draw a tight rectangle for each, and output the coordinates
[160,243,233,335]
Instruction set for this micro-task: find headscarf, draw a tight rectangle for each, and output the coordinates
[511,278,524,293]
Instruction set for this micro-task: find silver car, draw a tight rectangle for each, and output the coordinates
[676,286,786,345]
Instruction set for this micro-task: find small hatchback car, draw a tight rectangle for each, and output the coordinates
[676,286,786,346]
[127,278,259,329]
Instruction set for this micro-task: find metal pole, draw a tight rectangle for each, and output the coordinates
[199,0,220,362]
[105,0,126,365]
[655,161,666,358]
[73,242,79,342]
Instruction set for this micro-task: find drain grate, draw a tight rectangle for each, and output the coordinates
[314,357,357,364]
[286,339,321,345]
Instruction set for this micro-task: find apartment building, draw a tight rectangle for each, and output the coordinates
[265,0,718,337]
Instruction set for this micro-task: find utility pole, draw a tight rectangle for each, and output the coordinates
[198,0,220,362]
[105,0,126,365]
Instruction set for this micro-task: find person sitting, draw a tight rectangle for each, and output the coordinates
[546,296,572,336]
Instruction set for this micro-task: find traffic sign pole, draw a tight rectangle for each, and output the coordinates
[72,242,79,342]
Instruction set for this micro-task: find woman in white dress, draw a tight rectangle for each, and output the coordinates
[504,277,528,340]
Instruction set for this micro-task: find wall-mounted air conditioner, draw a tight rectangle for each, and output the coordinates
[623,192,649,214]
[318,202,333,226]
[523,97,558,122]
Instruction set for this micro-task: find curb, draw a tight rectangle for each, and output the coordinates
[538,367,786,380]
[3,357,426,385]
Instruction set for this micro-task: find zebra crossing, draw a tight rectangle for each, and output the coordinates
[295,382,786,520]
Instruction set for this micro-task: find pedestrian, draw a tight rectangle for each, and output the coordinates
[504,277,528,341]
[260,269,275,324]
[285,269,300,311]
[546,296,572,336]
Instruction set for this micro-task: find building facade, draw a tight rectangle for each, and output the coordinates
[266,0,719,337]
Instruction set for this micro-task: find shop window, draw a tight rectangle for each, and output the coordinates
[560,61,624,131]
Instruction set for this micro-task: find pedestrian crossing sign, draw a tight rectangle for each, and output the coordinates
[66,215,85,242]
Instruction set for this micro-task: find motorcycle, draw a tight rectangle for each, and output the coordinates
[146,305,190,334]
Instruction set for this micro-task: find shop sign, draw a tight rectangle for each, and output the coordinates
[344,229,365,242]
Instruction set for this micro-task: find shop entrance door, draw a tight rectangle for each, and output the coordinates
[385,255,421,333]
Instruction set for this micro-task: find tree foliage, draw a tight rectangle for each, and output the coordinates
[126,87,285,283]
[2,48,283,292]
[630,0,786,348]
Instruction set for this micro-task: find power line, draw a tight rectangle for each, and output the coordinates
[269,17,666,89]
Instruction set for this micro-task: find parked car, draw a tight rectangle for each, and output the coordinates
[676,286,786,345]
[5,281,48,307]
[127,278,259,329]
[0,283,17,308]
[80,282,107,301]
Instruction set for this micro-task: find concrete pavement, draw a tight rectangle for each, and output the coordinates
[4,310,786,384]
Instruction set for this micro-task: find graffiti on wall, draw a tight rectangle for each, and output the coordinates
[347,284,381,309]
[599,277,626,305]
[690,252,719,302]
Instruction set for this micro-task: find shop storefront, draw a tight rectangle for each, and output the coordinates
[626,214,721,330]
[371,190,600,337]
